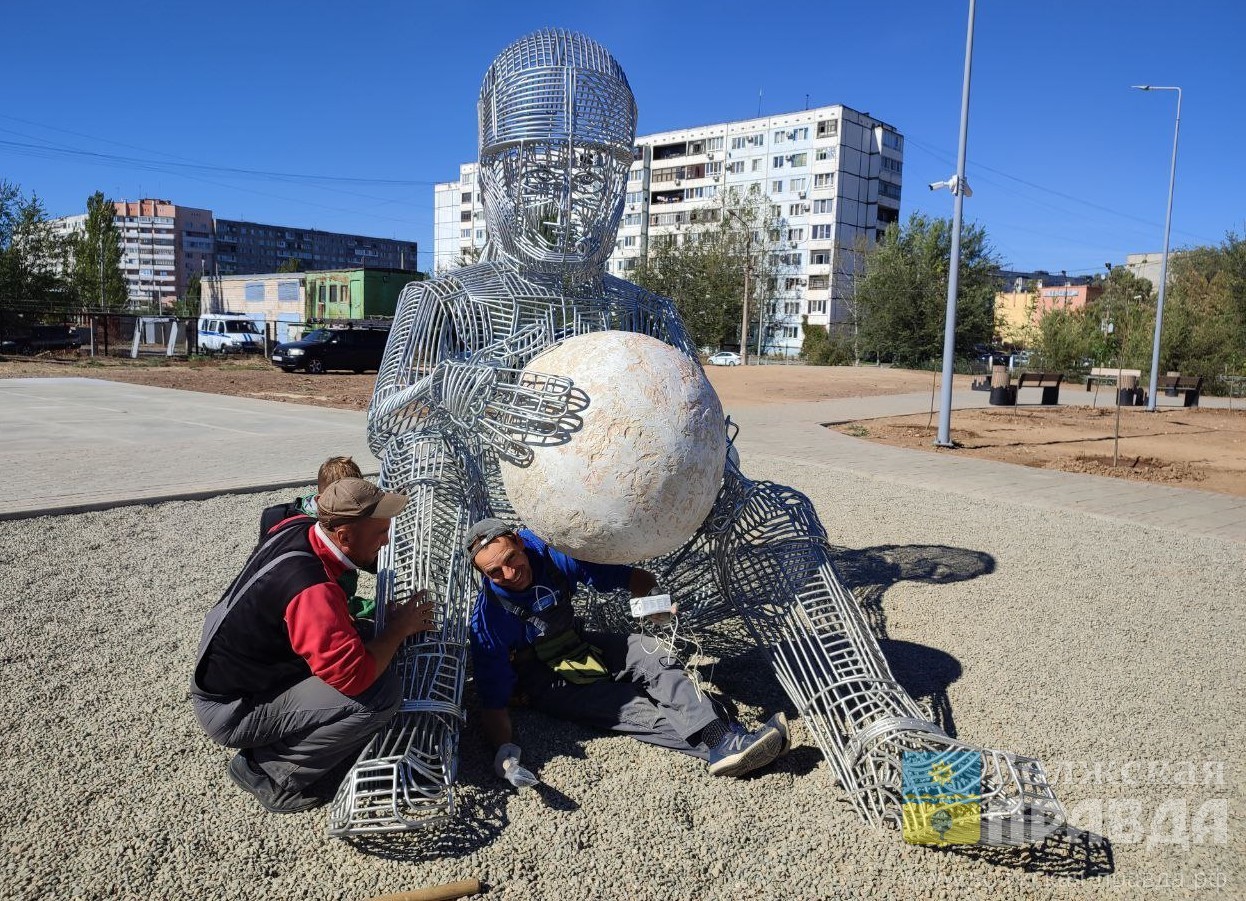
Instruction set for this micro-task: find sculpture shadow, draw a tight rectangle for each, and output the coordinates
[939,824,1115,880]
[695,544,994,740]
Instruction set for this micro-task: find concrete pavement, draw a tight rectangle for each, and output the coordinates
[0,378,377,519]
[3,376,1243,542]
[723,389,1246,543]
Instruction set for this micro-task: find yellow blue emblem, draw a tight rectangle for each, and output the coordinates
[901,750,982,844]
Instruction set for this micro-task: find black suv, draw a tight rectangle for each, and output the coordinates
[270,327,390,374]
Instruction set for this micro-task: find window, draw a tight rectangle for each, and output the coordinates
[813,198,832,214]
[809,298,827,313]
[629,168,645,182]
[791,127,809,140]
[812,224,834,240]
[773,156,785,169]
[813,172,834,188]
[461,211,471,222]
[462,172,475,185]
[706,137,724,151]
[625,190,645,205]
[817,119,838,138]
[788,152,808,166]
[623,235,637,247]
[772,129,786,144]
[726,160,745,174]
[787,227,805,242]
[751,158,763,172]
[784,301,801,315]
[808,275,829,290]
[789,177,807,192]
[623,213,644,227]
[882,157,903,173]
[476,229,484,240]
[706,161,722,176]
[784,277,804,291]
[815,147,835,162]
[771,179,784,193]
[461,192,472,204]
[460,228,471,238]
[879,182,902,200]
[783,325,798,339]
[652,167,677,183]
[882,131,903,150]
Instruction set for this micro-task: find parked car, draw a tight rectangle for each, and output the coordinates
[707,351,741,366]
[271,327,390,374]
[198,314,264,354]
[0,325,81,355]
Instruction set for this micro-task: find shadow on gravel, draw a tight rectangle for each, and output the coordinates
[939,824,1115,880]
[834,543,996,738]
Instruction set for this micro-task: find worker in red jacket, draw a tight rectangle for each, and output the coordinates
[191,478,432,814]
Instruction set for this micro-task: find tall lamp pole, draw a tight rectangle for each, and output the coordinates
[1131,84,1182,412]
[726,208,753,365]
[932,0,978,447]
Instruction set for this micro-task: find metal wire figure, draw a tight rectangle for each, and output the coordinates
[330,28,1065,845]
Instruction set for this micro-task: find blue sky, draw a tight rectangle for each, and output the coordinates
[2,0,1242,276]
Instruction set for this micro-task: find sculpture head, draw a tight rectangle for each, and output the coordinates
[478,29,637,274]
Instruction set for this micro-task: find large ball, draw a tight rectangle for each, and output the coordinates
[501,331,725,564]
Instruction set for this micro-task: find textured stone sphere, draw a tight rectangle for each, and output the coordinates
[501,330,726,564]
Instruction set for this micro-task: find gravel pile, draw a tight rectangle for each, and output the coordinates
[1,464,1241,900]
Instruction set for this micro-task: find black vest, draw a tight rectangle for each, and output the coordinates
[193,517,333,699]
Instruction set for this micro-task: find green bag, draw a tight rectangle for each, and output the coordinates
[533,629,609,685]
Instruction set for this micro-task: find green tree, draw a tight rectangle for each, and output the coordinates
[0,181,74,311]
[172,272,202,318]
[854,212,998,367]
[630,186,785,352]
[70,191,127,311]
[277,257,306,273]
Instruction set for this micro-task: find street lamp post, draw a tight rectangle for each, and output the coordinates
[725,208,753,365]
[1131,84,1182,412]
[931,0,978,448]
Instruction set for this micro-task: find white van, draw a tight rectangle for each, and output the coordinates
[197,314,264,354]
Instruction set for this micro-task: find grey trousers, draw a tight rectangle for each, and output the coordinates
[517,631,723,759]
[192,669,402,791]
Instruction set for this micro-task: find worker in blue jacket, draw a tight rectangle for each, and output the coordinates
[466,518,789,784]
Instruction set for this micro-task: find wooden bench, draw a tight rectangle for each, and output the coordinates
[1155,374,1202,407]
[1015,371,1063,405]
[1085,367,1141,389]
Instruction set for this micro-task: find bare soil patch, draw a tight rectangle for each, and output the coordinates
[0,357,972,412]
[836,405,1246,496]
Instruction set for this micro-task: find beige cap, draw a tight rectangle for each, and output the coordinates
[317,478,407,526]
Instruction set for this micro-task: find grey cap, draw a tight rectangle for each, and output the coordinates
[464,518,515,557]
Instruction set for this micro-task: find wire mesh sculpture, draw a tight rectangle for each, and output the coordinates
[331,28,1065,845]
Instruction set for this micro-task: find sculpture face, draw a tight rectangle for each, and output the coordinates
[478,29,637,274]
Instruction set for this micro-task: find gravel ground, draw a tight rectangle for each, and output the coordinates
[1,461,1242,900]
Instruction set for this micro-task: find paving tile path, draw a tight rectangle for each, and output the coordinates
[4,377,1242,542]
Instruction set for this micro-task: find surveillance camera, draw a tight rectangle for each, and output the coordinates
[929,181,944,191]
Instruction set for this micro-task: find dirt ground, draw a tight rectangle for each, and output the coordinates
[5,354,1244,495]
[836,405,1246,497]
[0,355,969,411]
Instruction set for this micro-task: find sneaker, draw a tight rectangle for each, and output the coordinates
[227,752,326,815]
[707,724,784,777]
[765,712,791,757]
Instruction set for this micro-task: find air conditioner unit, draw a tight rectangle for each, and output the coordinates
[707,152,716,160]
[798,192,807,200]
[803,204,812,213]
[787,130,798,140]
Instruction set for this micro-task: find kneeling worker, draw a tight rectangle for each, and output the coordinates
[191,478,433,813]
[467,518,789,784]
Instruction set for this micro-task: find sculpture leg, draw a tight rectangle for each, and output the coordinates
[691,459,1064,846]
[328,430,486,837]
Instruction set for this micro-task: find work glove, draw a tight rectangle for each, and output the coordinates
[494,742,539,789]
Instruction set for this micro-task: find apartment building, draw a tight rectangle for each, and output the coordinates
[434,104,903,356]
[213,220,418,278]
[53,199,419,310]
